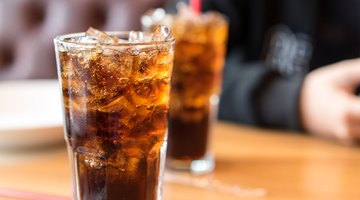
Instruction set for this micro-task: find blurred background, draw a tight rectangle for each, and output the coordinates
[0,0,171,80]
[0,1,360,199]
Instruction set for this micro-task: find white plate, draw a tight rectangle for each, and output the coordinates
[0,80,64,150]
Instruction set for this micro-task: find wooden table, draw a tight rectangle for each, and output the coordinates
[1,122,360,200]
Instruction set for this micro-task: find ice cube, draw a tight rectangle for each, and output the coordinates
[134,79,157,98]
[147,140,163,160]
[128,105,153,126]
[77,36,98,44]
[127,157,141,173]
[84,155,106,169]
[129,31,144,42]
[156,52,174,65]
[97,96,134,113]
[84,52,133,101]
[125,147,145,158]
[109,148,143,174]
[85,27,118,44]
[76,147,107,170]
[151,25,172,42]
[149,105,168,130]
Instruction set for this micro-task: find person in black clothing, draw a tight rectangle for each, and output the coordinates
[201,0,360,143]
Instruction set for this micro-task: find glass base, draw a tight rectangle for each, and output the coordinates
[166,154,214,175]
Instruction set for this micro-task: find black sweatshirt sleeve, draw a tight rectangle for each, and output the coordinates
[202,0,306,131]
[203,0,359,131]
[219,48,305,131]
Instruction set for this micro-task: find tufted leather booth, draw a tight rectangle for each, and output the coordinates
[0,0,165,80]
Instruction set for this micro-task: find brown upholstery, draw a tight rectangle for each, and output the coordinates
[0,0,165,80]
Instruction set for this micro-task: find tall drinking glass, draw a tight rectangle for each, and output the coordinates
[167,13,228,174]
[142,9,228,174]
[54,27,174,200]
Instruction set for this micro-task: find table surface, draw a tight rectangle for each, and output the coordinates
[1,122,360,200]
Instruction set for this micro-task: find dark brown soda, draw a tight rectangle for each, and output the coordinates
[65,107,166,200]
[167,12,228,164]
[167,113,209,160]
[59,33,173,199]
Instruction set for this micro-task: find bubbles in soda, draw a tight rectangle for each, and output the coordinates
[167,11,228,161]
[59,27,173,200]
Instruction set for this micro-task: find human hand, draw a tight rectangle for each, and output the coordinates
[300,58,360,144]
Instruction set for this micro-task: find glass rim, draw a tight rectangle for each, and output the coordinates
[53,31,175,47]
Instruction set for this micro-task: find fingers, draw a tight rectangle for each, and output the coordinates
[302,58,360,145]
[332,58,360,88]
[335,59,360,143]
[332,119,360,145]
[346,94,360,119]
[340,97,360,144]
[334,94,360,144]
[347,121,360,138]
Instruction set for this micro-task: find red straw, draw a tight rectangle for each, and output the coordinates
[190,0,202,14]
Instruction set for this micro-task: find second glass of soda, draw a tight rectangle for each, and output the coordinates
[143,7,228,174]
